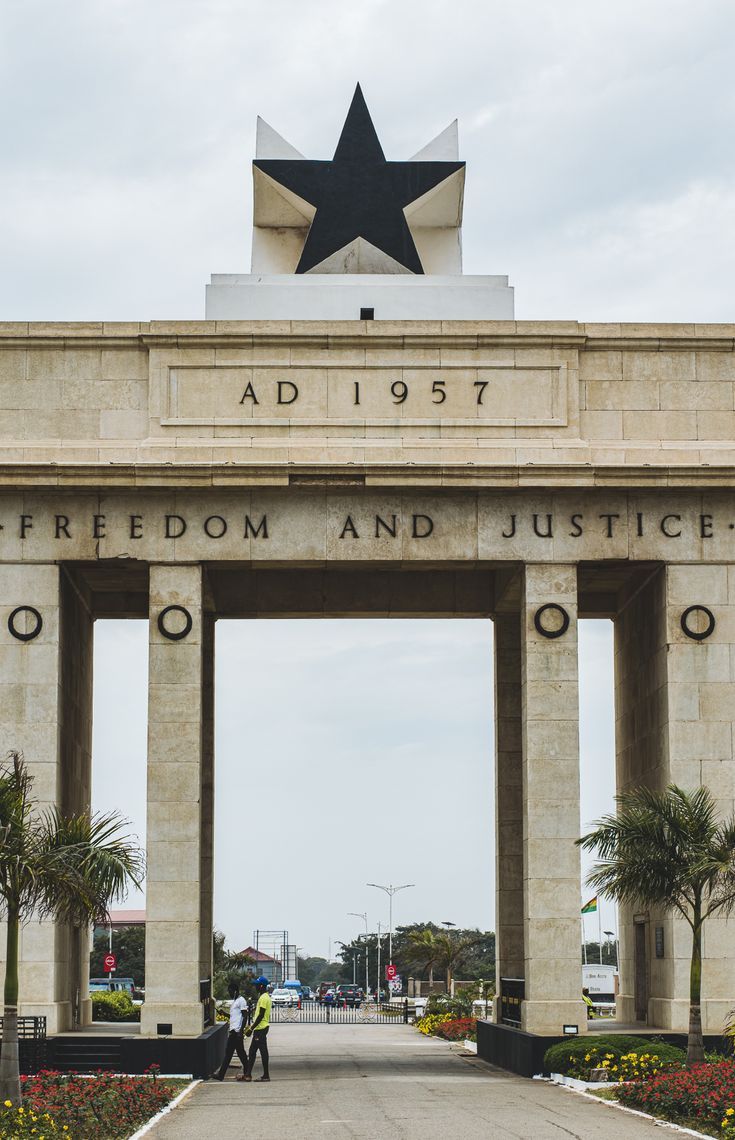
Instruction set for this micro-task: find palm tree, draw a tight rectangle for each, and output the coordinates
[0,751,145,1104]
[434,931,481,991]
[405,928,440,987]
[578,784,735,1066]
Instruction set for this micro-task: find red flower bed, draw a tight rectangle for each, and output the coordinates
[434,1017,477,1042]
[11,1068,183,1139]
[617,1059,735,1135]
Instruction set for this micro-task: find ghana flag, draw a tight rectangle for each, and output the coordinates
[581,896,597,914]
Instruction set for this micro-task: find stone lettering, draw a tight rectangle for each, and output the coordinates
[277,381,298,405]
[244,515,268,539]
[533,513,553,539]
[502,515,516,539]
[165,514,187,539]
[20,514,33,539]
[375,514,397,538]
[661,514,682,538]
[412,514,433,539]
[340,516,359,539]
[239,382,259,405]
[54,514,71,539]
[92,514,106,539]
[129,515,143,539]
[569,514,583,537]
[204,515,227,538]
[700,514,713,538]
[599,513,620,538]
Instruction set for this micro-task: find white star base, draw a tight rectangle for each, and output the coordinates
[205,274,514,321]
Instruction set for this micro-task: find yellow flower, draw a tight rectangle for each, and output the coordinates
[584,1053,591,1062]
[728,1109,735,1117]
[3,1100,11,1107]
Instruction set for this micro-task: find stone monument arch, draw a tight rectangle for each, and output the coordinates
[1,85,733,1071]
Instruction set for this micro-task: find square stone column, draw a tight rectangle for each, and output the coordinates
[141,565,213,1038]
[494,613,525,1002]
[0,565,93,1033]
[520,565,587,1035]
[615,565,735,1032]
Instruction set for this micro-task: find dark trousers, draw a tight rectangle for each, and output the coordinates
[247,1027,270,1077]
[217,1029,248,1078]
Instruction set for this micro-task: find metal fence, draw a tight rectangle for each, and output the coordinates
[269,1000,410,1025]
[499,978,524,1028]
[0,1015,47,1073]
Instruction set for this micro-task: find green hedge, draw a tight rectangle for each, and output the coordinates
[544,1034,685,1074]
[91,991,140,1022]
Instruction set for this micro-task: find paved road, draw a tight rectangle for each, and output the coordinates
[149,1025,673,1140]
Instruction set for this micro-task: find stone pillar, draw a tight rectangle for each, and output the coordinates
[141,565,213,1037]
[615,564,735,1032]
[520,564,587,1035]
[0,564,93,1033]
[494,612,525,1007]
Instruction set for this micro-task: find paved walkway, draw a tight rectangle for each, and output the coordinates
[148,1025,672,1139]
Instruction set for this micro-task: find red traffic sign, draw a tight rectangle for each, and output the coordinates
[104,953,117,971]
[385,964,397,981]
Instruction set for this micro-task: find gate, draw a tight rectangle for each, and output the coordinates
[269,1000,410,1025]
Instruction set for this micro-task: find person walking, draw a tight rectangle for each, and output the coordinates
[214,981,249,1080]
[242,975,272,1082]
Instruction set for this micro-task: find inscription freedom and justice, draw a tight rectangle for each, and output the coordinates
[2,496,735,561]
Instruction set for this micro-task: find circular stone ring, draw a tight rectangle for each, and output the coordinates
[157,604,193,641]
[680,605,715,642]
[533,603,570,640]
[7,606,43,642]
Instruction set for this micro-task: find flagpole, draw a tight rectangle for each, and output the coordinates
[598,902,603,965]
[582,911,587,965]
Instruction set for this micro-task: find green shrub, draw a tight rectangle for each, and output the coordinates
[91,990,140,1022]
[425,992,474,1019]
[544,1034,685,1075]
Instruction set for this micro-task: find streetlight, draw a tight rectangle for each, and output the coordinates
[603,930,617,969]
[367,882,415,968]
[441,920,456,927]
[348,912,370,996]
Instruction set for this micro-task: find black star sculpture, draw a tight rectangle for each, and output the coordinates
[254,85,464,274]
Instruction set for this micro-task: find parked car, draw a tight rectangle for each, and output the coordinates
[335,984,364,1008]
[317,982,337,1003]
[271,987,299,1007]
[89,977,135,995]
[300,986,315,1001]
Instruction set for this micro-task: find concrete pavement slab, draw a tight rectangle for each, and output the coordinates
[148,1025,674,1139]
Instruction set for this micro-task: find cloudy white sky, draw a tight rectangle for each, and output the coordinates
[4,0,731,957]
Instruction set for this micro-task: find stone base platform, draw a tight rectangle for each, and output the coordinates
[48,1023,226,1077]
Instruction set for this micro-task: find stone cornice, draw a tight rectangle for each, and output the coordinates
[0,320,733,353]
[0,461,733,491]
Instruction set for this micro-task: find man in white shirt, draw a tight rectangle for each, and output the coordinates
[214,982,249,1080]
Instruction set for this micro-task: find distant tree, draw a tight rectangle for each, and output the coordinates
[90,925,145,985]
[581,940,617,967]
[405,928,441,985]
[212,930,255,999]
[297,956,331,988]
[434,931,482,990]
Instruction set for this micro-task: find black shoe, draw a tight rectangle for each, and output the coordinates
[213,1073,224,1081]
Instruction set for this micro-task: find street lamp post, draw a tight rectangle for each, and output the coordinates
[603,929,617,969]
[348,911,370,996]
[367,882,415,972]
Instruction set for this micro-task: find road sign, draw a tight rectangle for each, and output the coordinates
[385,963,397,981]
[104,953,117,971]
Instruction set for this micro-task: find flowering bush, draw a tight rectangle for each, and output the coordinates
[544,1034,685,1077]
[415,1013,453,1035]
[434,1017,477,1042]
[0,1100,65,1138]
[617,1059,735,1135]
[0,1069,183,1139]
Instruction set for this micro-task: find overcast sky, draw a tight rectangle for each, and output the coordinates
[4,0,732,961]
